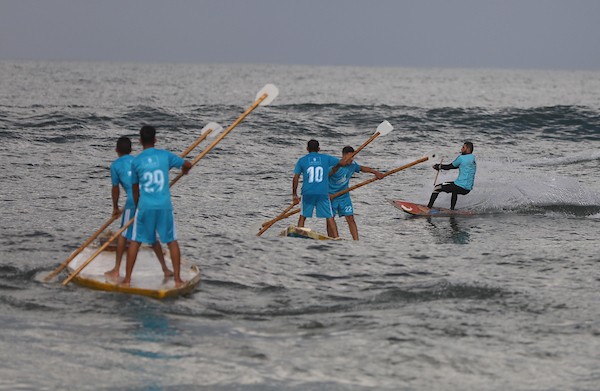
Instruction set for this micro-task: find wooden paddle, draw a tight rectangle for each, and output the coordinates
[62,85,278,286]
[346,120,393,161]
[257,121,395,237]
[433,158,443,186]
[260,150,440,230]
[256,203,297,237]
[42,123,223,283]
[170,84,279,187]
[42,214,121,282]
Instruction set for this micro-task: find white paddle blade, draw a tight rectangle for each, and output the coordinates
[376,120,393,136]
[424,150,441,161]
[256,84,279,106]
[201,122,223,139]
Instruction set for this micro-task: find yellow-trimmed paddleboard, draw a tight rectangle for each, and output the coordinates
[67,246,201,299]
[280,225,342,241]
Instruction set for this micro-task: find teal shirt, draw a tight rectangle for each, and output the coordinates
[131,148,185,210]
[110,154,135,209]
[294,152,340,195]
[452,153,476,190]
[329,162,360,194]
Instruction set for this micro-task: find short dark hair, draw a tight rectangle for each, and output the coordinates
[116,136,132,154]
[307,139,319,152]
[342,146,354,154]
[464,141,474,152]
[140,125,156,145]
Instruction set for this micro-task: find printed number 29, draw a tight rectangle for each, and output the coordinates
[142,170,165,193]
[307,166,323,183]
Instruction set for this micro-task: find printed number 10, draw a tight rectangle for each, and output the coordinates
[307,166,323,183]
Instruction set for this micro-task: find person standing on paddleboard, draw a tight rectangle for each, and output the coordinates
[104,136,173,281]
[328,146,384,240]
[427,141,476,210]
[122,126,192,287]
[292,139,347,238]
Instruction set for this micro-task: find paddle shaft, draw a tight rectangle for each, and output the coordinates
[264,156,431,227]
[433,158,443,186]
[170,92,269,187]
[62,220,133,285]
[63,94,270,285]
[258,128,383,234]
[49,128,215,283]
[43,214,120,282]
[179,129,212,158]
[256,203,296,236]
[349,131,379,160]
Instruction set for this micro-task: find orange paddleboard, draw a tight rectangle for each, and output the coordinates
[389,200,474,216]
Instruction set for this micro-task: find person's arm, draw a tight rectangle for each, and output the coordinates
[111,185,121,216]
[433,163,458,171]
[292,174,301,205]
[181,160,192,175]
[360,165,385,180]
[329,163,341,176]
[329,156,350,176]
[132,184,140,207]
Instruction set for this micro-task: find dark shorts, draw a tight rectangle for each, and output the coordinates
[436,182,470,195]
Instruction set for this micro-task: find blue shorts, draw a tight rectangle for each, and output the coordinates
[120,206,135,240]
[131,209,177,244]
[331,194,354,217]
[301,194,334,218]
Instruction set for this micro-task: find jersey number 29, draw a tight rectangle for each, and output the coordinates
[142,170,165,193]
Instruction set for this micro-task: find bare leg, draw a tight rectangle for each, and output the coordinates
[326,217,339,238]
[121,240,142,286]
[327,217,336,237]
[297,215,307,228]
[167,240,184,286]
[105,234,127,279]
[152,242,173,278]
[345,215,359,240]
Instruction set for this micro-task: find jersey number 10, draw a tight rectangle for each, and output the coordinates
[307,166,324,183]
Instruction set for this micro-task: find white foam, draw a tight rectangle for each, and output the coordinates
[412,155,600,213]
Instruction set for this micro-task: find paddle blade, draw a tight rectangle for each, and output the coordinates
[256,84,279,106]
[424,150,441,161]
[376,120,393,136]
[201,122,223,139]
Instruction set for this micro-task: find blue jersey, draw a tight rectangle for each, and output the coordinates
[329,162,360,194]
[131,148,185,210]
[294,152,340,195]
[452,153,476,190]
[110,155,135,209]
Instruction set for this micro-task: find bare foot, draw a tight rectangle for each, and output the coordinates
[104,269,120,281]
[162,269,174,278]
[174,279,185,288]
[119,279,131,287]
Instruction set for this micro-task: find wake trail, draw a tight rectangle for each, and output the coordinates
[410,152,600,216]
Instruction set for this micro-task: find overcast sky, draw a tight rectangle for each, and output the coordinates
[1,0,599,70]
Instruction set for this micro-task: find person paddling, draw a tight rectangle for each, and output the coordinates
[328,146,384,240]
[122,126,192,287]
[292,139,348,238]
[427,141,476,210]
[104,136,172,281]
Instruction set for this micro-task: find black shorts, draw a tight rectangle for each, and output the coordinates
[437,182,470,195]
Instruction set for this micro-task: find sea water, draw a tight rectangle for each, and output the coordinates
[0,61,599,390]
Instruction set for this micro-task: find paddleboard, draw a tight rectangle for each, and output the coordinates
[389,199,474,217]
[67,245,201,299]
[280,225,342,241]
